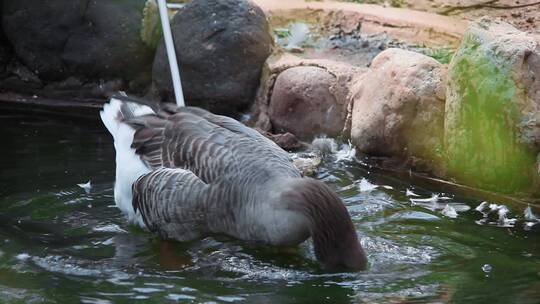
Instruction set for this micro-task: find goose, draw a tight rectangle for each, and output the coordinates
[100,96,367,271]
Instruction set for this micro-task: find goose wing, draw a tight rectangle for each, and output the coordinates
[132,168,209,241]
[125,106,298,184]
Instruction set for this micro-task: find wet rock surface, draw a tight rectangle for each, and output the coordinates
[445,18,540,193]
[152,0,272,116]
[350,48,446,160]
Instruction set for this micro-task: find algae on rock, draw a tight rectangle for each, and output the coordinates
[445,18,540,193]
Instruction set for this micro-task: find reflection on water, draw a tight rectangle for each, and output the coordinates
[0,113,539,303]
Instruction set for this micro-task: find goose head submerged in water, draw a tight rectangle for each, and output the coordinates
[280,178,367,270]
[100,96,367,272]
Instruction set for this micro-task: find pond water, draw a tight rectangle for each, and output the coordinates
[0,112,539,303]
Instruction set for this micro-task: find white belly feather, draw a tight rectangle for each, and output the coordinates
[100,98,154,227]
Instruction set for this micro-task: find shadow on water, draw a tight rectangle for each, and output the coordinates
[0,112,539,303]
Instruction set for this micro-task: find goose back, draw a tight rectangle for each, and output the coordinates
[124,103,302,241]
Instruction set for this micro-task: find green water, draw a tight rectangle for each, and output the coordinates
[0,113,539,303]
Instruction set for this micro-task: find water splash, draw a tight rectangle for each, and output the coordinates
[77,180,92,194]
[311,137,338,155]
[335,141,356,162]
[359,178,378,192]
[524,205,538,222]
[475,201,489,213]
[406,189,420,197]
[475,203,517,227]
[442,204,458,218]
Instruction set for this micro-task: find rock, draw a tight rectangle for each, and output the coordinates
[267,132,303,150]
[269,66,343,138]
[445,18,540,193]
[2,0,152,81]
[250,54,365,139]
[350,48,446,161]
[152,0,272,115]
[255,128,304,151]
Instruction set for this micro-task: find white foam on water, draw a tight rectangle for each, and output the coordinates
[77,180,92,194]
[524,205,538,222]
[335,141,356,162]
[359,178,378,192]
[441,204,458,218]
[166,294,196,301]
[93,224,128,233]
[475,201,489,213]
[15,253,30,261]
[406,189,420,197]
[132,287,162,294]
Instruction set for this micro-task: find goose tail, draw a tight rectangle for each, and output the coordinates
[100,97,155,227]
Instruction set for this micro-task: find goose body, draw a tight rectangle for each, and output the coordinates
[100,97,367,270]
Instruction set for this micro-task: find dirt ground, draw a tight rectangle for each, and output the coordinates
[402,0,539,33]
[254,0,539,47]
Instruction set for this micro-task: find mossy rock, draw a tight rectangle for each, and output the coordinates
[444,18,540,194]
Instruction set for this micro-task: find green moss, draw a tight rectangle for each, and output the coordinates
[141,0,162,49]
[445,34,537,193]
[422,47,454,64]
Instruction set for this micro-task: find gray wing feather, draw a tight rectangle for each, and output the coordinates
[127,106,297,184]
[133,168,209,241]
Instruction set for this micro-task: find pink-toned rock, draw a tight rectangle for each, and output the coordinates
[350,48,446,159]
[269,66,344,138]
[250,53,365,139]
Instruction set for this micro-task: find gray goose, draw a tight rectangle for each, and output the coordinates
[100,96,367,271]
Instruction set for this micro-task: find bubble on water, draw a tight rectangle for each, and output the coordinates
[482,264,492,273]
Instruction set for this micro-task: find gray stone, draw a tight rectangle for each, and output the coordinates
[2,0,152,81]
[152,0,272,115]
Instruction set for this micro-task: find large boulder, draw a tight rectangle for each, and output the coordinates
[445,18,540,193]
[152,0,272,115]
[2,0,152,81]
[250,54,364,139]
[350,48,446,161]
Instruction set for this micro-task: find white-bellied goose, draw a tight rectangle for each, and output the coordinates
[100,96,367,271]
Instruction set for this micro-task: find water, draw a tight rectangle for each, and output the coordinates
[0,112,539,303]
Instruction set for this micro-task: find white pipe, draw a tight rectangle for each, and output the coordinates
[157,0,185,107]
[166,3,185,9]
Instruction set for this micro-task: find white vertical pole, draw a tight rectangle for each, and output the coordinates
[156,0,185,107]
